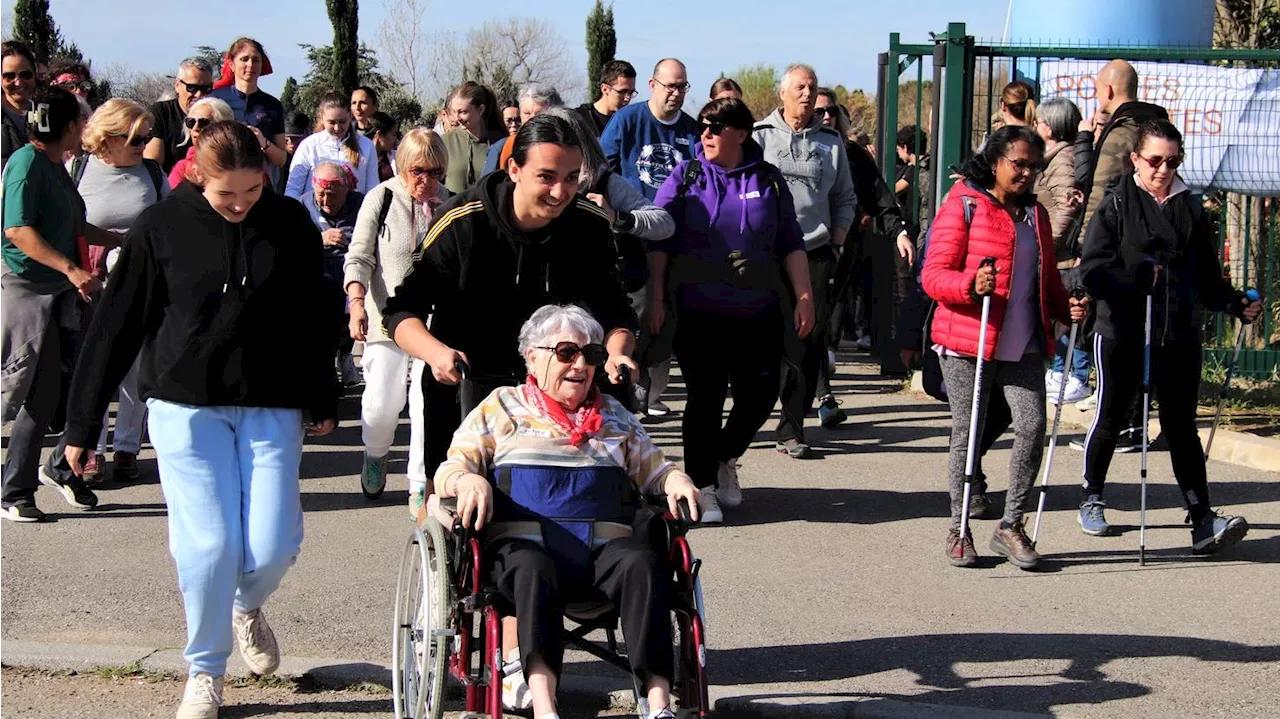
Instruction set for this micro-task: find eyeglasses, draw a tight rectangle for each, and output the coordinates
[608,86,638,99]
[700,120,728,136]
[1138,154,1183,170]
[2,70,35,82]
[537,341,607,366]
[409,166,445,180]
[653,78,691,94]
[179,81,213,95]
[814,107,839,117]
[999,156,1038,174]
[184,116,212,131]
[504,117,522,127]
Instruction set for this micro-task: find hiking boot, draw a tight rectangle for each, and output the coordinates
[990,522,1041,570]
[339,353,363,387]
[81,452,107,485]
[113,451,141,482]
[775,438,810,459]
[968,491,993,520]
[233,607,280,676]
[176,673,223,719]
[946,527,978,567]
[1191,509,1249,555]
[38,465,99,509]
[698,490,724,525]
[817,395,847,428]
[361,454,388,500]
[1078,495,1112,536]
[2,503,46,523]
[715,459,743,508]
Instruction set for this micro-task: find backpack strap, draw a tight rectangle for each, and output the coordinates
[376,187,394,237]
[676,159,703,197]
[141,158,166,197]
[69,154,88,187]
[961,196,976,227]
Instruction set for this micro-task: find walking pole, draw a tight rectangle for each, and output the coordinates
[1032,288,1088,548]
[1138,274,1155,566]
[1204,288,1261,460]
[959,257,998,542]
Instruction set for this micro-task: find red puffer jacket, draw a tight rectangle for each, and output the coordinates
[922,181,1071,360]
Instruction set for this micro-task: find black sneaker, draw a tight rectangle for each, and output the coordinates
[818,395,847,428]
[2,503,46,523]
[1114,427,1144,454]
[968,492,993,520]
[1191,510,1248,555]
[38,466,99,509]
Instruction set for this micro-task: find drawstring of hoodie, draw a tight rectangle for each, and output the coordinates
[513,241,551,293]
[221,223,248,295]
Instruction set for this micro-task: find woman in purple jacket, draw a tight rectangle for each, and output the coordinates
[650,98,813,524]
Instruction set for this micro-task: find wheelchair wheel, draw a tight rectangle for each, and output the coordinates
[672,575,709,718]
[392,521,452,719]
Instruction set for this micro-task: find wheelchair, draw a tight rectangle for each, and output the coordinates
[391,366,710,719]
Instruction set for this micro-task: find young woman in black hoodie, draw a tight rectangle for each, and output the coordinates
[59,121,340,718]
[1078,119,1261,552]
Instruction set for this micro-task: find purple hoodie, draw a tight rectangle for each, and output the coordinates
[654,139,805,316]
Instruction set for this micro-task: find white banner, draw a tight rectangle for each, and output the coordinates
[1038,60,1280,195]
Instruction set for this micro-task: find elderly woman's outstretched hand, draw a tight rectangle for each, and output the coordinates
[662,472,701,523]
[455,473,493,530]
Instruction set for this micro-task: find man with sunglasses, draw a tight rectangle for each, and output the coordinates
[575,59,637,137]
[143,57,215,173]
[600,58,701,419]
[753,63,858,459]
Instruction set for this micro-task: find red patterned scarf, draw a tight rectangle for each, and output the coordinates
[522,374,603,446]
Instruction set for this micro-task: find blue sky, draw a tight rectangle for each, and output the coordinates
[45,0,1010,103]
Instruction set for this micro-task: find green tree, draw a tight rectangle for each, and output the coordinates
[327,0,359,94]
[295,43,424,126]
[11,0,62,66]
[280,76,298,116]
[584,0,616,102]
[193,45,225,83]
[729,64,779,120]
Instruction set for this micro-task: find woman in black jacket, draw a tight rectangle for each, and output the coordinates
[1077,119,1261,551]
[59,122,340,718]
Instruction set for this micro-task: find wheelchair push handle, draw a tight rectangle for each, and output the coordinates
[454,358,471,380]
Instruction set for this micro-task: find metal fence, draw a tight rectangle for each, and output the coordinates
[877,22,1280,379]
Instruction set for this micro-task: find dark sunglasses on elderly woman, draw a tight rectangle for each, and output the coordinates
[538,342,608,366]
[184,116,212,131]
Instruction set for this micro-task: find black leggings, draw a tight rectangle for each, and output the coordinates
[674,308,784,488]
[776,247,837,443]
[1082,335,1209,518]
[489,536,674,685]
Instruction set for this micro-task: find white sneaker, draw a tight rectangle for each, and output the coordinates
[176,673,223,719]
[1052,377,1093,405]
[501,649,532,710]
[699,490,723,524]
[715,459,743,508]
[1044,370,1063,393]
[1075,393,1098,411]
[232,607,280,676]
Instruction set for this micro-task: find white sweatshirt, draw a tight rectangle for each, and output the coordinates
[285,130,379,199]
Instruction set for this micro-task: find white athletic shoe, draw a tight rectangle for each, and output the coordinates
[699,491,724,524]
[1044,370,1063,393]
[233,607,280,676]
[715,460,743,508]
[501,649,532,710]
[175,673,222,719]
[1075,393,1098,411]
[1051,377,1093,405]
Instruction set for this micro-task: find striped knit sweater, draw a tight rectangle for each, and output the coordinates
[434,386,687,496]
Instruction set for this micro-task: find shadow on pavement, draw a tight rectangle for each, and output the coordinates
[708,632,1280,716]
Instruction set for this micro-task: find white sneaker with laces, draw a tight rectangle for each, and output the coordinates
[233,607,280,676]
[716,459,743,508]
[176,673,223,719]
[699,490,724,524]
[1044,370,1063,393]
[1052,377,1092,405]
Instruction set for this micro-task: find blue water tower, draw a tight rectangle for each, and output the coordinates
[1008,0,1214,47]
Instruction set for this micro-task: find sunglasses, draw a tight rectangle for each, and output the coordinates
[700,120,728,136]
[179,81,214,95]
[409,166,445,180]
[2,70,35,82]
[184,116,212,131]
[814,107,839,117]
[56,79,93,92]
[120,134,149,148]
[1138,154,1183,170]
[504,117,522,127]
[537,341,607,366]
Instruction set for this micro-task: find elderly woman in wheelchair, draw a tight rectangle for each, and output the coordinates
[427,304,702,719]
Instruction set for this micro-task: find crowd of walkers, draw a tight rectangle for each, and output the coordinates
[0,34,1264,719]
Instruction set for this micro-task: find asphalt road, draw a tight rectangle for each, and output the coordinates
[3,352,1278,718]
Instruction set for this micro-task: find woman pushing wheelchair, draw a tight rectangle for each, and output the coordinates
[429,304,700,719]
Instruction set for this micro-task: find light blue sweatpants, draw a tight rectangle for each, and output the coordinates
[146,399,306,677]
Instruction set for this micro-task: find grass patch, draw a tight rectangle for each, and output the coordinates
[92,663,144,680]
[227,673,300,690]
[343,680,392,695]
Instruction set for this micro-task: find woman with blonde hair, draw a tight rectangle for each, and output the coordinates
[343,127,452,503]
[285,90,379,199]
[167,96,234,188]
[66,98,168,483]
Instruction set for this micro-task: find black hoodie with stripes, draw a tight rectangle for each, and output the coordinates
[62,181,340,448]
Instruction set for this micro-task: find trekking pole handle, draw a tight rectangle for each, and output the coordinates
[980,257,997,269]
[1244,288,1261,302]
[1072,287,1088,300]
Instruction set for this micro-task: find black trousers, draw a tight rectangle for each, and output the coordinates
[490,535,674,685]
[776,246,837,443]
[1082,335,1210,518]
[2,312,76,506]
[674,308,784,488]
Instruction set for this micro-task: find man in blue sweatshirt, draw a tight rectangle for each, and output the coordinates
[602,58,701,419]
[754,63,858,458]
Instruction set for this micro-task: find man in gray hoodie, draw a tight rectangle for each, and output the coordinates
[753,63,858,458]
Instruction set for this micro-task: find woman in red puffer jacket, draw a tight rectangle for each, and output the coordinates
[922,125,1085,571]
